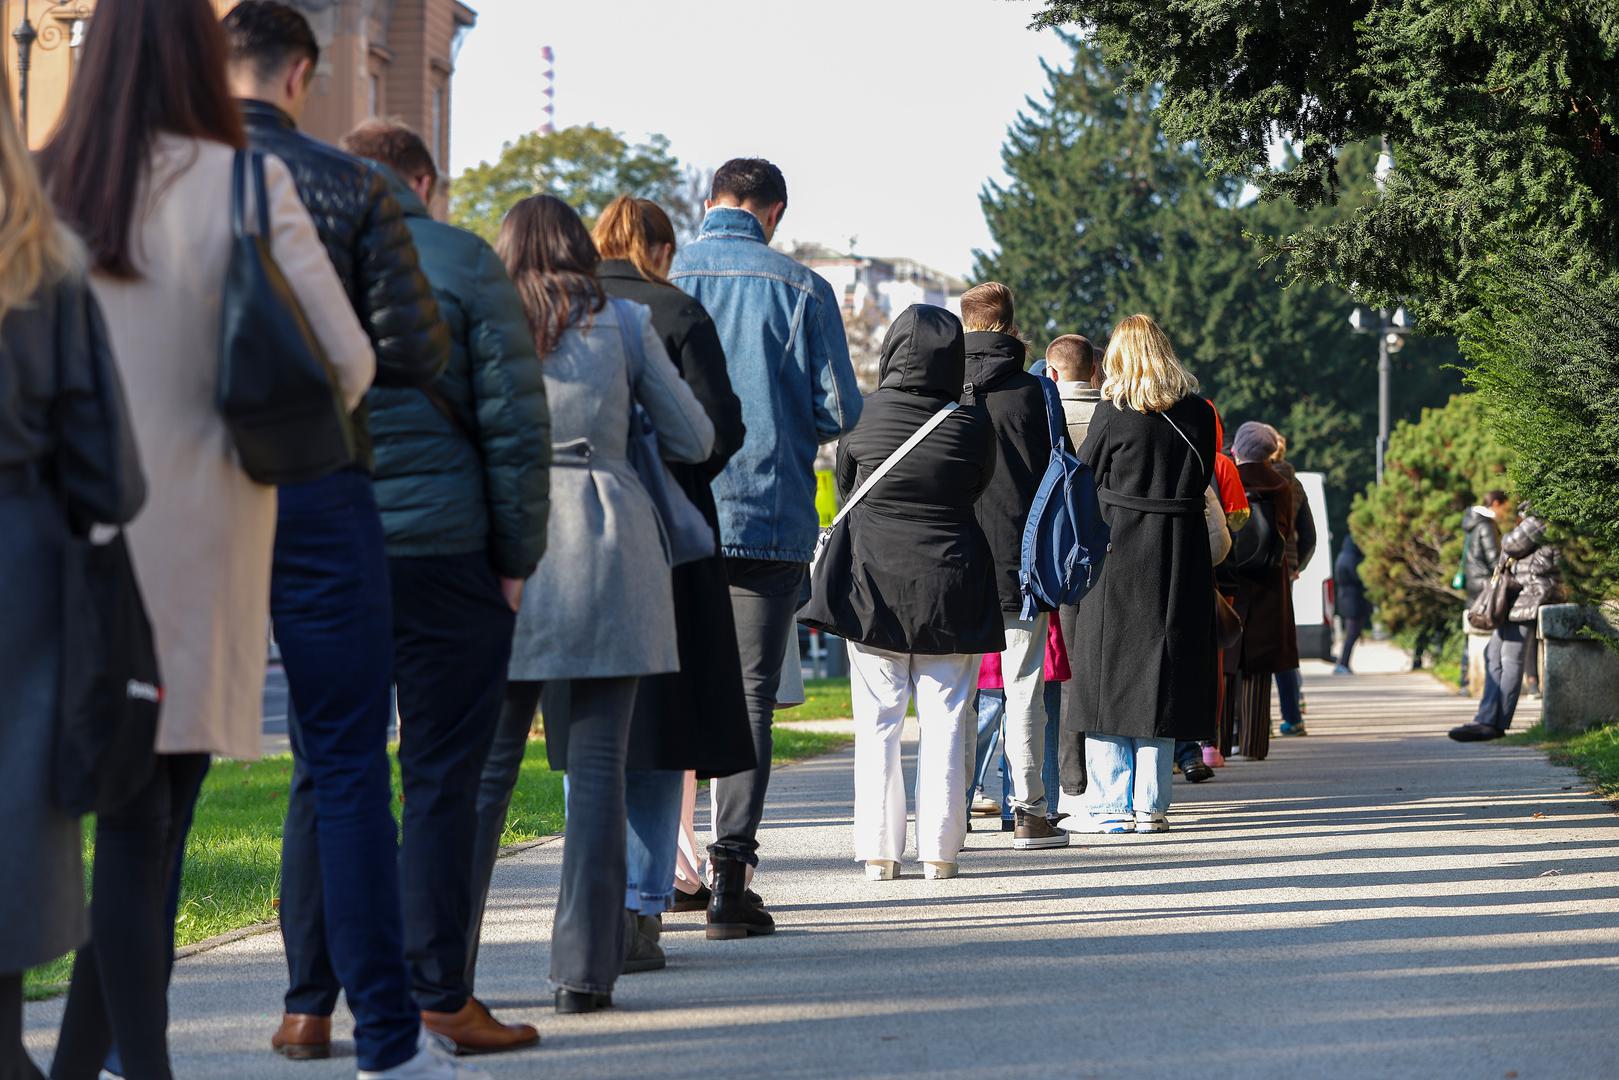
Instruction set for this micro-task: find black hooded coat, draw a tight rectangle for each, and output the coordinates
[803,305,1005,656]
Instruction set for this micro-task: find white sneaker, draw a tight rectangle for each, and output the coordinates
[1135,812,1168,833]
[864,859,898,881]
[358,1028,493,1080]
[923,861,958,880]
[970,793,1000,816]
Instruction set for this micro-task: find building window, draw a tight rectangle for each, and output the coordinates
[369,74,381,117]
[432,85,445,164]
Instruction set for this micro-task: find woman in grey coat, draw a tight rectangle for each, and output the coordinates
[467,196,714,1015]
[0,95,144,1075]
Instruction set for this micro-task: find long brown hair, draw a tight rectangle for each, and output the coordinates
[37,0,246,280]
[498,195,605,358]
[592,195,678,286]
[0,82,80,319]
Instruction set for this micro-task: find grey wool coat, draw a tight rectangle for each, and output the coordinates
[0,275,145,972]
[508,299,714,693]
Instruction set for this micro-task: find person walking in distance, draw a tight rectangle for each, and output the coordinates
[473,195,714,1014]
[956,283,1067,850]
[327,120,550,1053]
[799,305,1003,880]
[1333,537,1372,675]
[0,81,146,1080]
[221,7,473,1078]
[669,159,862,935]
[1068,315,1218,833]
[39,1,379,1075]
[591,196,755,970]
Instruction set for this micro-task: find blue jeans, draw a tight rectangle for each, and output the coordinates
[1275,668,1303,728]
[272,470,418,1072]
[1084,735,1174,817]
[971,683,1061,820]
[1174,740,1202,770]
[626,769,685,916]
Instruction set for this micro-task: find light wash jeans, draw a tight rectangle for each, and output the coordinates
[1084,735,1175,818]
[625,769,685,916]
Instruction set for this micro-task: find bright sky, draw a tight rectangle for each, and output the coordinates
[449,0,1072,278]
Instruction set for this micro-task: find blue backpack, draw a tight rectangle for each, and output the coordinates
[1018,377,1109,618]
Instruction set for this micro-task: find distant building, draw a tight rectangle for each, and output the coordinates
[3,0,475,180]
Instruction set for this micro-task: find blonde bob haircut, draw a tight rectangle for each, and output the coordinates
[1101,313,1199,413]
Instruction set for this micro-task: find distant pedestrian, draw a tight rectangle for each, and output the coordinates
[475,194,714,1014]
[798,304,1002,880]
[669,158,862,936]
[42,2,378,1075]
[591,195,756,970]
[336,118,551,1054]
[1067,314,1217,833]
[958,283,1068,851]
[1226,421,1297,762]
[1334,537,1371,674]
[0,87,145,1080]
[1450,509,1560,741]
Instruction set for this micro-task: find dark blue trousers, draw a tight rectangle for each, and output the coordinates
[272,470,418,1073]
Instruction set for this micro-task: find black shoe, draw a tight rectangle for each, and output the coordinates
[706,853,775,940]
[999,818,1015,833]
[1013,809,1070,850]
[1046,812,1069,828]
[554,989,612,1014]
[1181,759,1215,783]
[621,909,666,974]
[670,884,711,914]
[1449,722,1504,742]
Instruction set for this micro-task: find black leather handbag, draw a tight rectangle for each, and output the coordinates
[218,149,356,485]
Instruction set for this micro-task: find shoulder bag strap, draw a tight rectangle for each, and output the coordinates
[832,402,960,528]
[1160,410,1206,477]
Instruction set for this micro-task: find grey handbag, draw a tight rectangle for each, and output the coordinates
[612,299,716,566]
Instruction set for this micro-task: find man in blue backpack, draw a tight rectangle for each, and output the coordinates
[959,283,1068,850]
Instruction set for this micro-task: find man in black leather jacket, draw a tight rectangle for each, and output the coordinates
[222,6,462,1077]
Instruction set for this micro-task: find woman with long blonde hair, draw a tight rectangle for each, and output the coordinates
[0,79,146,1077]
[1065,313,1219,834]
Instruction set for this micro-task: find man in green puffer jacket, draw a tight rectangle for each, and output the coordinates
[319,120,550,1055]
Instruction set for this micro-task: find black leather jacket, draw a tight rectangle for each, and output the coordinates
[239,100,448,460]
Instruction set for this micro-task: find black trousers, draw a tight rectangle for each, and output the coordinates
[52,752,209,1080]
[282,552,515,1016]
[709,558,806,868]
[2,972,42,1080]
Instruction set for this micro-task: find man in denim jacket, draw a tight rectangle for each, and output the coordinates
[672,158,861,938]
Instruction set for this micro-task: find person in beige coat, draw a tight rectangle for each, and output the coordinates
[36,3,379,1077]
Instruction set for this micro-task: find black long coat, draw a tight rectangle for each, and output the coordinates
[1228,461,1298,674]
[801,305,1005,656]
[599,260,756,777]
[1068,394,1218,741]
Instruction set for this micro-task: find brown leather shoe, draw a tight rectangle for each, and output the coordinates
[421,997,540,1056]
[270,1012,331,1060]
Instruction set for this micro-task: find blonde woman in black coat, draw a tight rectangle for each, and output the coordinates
[1069,314,1217,834]
[801,305,1003,880]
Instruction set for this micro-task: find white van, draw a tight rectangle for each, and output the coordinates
[1292,470,1334,660]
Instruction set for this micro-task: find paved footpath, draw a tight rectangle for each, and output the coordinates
[26,645,1619,1079]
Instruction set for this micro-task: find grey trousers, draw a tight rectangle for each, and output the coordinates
[466,676,639,995]
[1475,622,1528,732]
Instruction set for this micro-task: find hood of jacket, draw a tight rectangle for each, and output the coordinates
[878,305,965,397]
[963,331,1026,394]
[1463,505,1498,535]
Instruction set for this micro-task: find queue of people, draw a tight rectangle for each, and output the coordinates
[0,2,1338,1077]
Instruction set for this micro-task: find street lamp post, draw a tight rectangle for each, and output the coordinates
[1349,305,1413,482]
[12,0,38,141]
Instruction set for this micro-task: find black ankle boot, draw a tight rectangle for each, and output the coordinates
[706,852,775,940]
[555,988,613,1014]
[621,908,666,974]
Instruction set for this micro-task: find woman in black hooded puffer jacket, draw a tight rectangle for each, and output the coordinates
[801,304,1003,881]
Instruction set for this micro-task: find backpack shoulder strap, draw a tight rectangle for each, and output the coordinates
[834,403,960,527]
[1037,376,1066,450]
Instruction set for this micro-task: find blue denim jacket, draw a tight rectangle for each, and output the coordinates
[671,207,862,562]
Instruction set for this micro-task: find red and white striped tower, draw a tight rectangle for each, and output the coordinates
[539,45,556,135]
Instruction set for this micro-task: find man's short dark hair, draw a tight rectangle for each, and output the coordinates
[1046,334,1095,383]
[1486,488,1511,507]
[711,158,787,210]
[223,1,320,84]
[342,119,438,194]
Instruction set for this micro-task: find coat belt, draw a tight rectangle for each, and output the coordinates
[1099,489,1203,516]
[551,438,594,468]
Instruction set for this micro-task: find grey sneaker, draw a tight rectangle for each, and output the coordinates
[1013,809,1071,850]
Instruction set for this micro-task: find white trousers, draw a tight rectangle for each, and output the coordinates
[996,613,1048,813]
[850,644,978,864]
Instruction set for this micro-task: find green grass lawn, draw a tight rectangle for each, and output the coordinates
[791,677,854,722]
[1502,721,1619,798]
[24,723,851,1001]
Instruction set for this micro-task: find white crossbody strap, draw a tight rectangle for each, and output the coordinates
[833,402,960,527]
[1161,412,1206,476]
